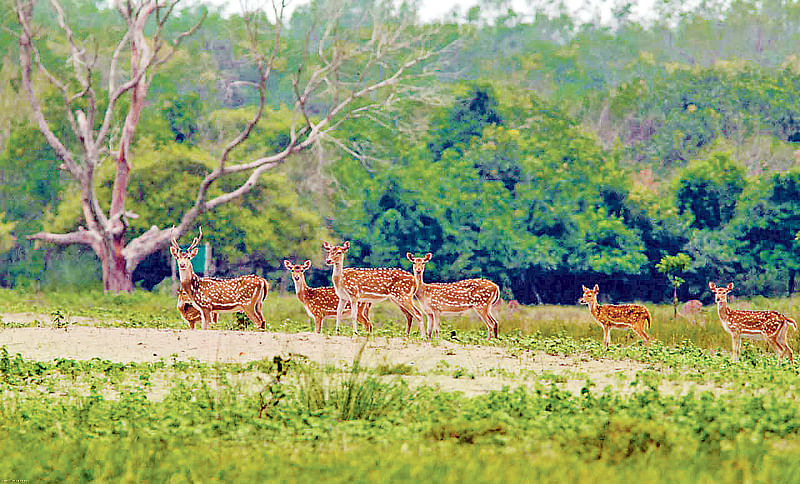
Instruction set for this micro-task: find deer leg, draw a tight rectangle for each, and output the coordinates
[431,311,442,339]
[391,296,424,338]
[634,326,650,346]
[603,325,611,349]
[474,307,494,340]
[731,333,741,362]
[486,304,500,339]
[200,308,213,331]
[349,297,360,336]
[314,312,323,333]
[335,298,347,335]
[357,302,372,333]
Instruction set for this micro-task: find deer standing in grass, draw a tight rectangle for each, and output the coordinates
[708,282,796,364]
[406,253,500,339]
[284,260,416,333]
[170,227,269,330]
[322,241,424,336]
[579,284,651,348]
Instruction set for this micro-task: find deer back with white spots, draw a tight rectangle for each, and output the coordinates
[579,284,651,348]
[322,241,423,336]
[170,227,269,330]
[406,253,500,340]
[708,282,796,364]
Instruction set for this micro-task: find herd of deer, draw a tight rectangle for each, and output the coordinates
[171,228,797,365]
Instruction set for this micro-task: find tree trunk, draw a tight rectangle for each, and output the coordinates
[789,270,796,297]
[97,239,134,293]
[673,285,678,319]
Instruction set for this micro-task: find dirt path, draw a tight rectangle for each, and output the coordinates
[0,322,703,396]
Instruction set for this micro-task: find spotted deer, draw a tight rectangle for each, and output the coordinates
[406,253,500,339]
[322,241,424,336]
[176,289,218,329]
[708,282,796,364]
[170,227,269,330]
[579,284,651,348]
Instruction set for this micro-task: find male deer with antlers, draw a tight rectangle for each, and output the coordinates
[708,282,796,364]
[322,241,424,336]
[579,284,651,348]
[170,227,269,330]
[406,253,500,339]
[284,260,414,333]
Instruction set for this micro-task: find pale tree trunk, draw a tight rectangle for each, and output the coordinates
[15,0,446,293]
[14,0,201,292]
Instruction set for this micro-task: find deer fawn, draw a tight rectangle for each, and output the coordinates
[170,227,269,330]
[176,289,219,329]
[322,241,424,336]
[579,284,651,348]
[406,253,500,339]
[708,282,796,364]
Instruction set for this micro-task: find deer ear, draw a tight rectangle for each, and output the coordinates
[170,246,179,258]
[708,282,716,290]
[322,241,331,251]
[342,241,350,250]
[581,285,589,291]
[424,253,432,262]
[188,247,198,259]
[302,260,312,270]
[406,252,414,262]
[593,284,599,292]
[283,260,292,270]
[727,282,734,290]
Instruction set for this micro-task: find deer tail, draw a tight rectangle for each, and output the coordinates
[645,307,652,330]
[491,286,501,306]
[260,277,269,302]
[786,316,797,331]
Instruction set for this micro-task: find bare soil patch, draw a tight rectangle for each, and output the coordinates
[0,322,706,396]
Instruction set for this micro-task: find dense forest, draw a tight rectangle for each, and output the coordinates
[1,0,799,305]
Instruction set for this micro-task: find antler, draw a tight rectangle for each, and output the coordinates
[187,226,202,252]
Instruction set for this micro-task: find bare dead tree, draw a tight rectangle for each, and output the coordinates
[13,0,446,292]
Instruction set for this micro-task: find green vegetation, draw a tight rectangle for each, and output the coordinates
[1,289,800,480]
[1,0,799,304]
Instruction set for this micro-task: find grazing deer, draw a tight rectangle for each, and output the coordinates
[406,253,500,339]
[579,284,651,348]
[708,282,796,364]
[170,227,269,330]
[176,289,218,329]
[322,241,424,336]
[678,299,704,326]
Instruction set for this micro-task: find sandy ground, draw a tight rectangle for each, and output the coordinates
[0,315,709,396]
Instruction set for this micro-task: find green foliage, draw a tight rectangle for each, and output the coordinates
[729,169,800,295]
[673,152,746,230]
[334,90,647,302]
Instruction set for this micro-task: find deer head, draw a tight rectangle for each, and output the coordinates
[708,282,734,304]
[284,259,312,283]
[579,284,600,305]
[406,252,432,278]
[170,226,202,281]
[322,241,350,267]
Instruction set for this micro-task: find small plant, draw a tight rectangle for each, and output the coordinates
[656,253,692,318]
[258,355,291,418]
[51,309,69,328]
